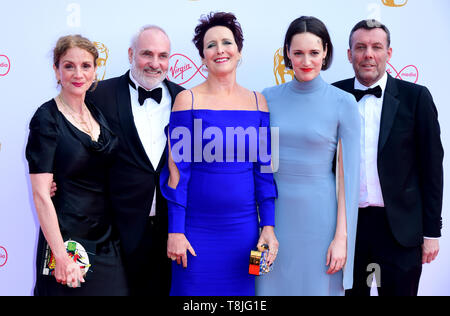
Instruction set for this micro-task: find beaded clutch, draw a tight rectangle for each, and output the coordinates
[249,244,273,275]
[42,239,93,277]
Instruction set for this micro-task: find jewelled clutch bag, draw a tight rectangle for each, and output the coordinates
[42,239,93,277]
[249,244,273,276]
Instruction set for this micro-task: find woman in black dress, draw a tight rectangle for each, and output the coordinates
[26,35,128,296]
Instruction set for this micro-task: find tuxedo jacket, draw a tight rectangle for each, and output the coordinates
[333,74,443,248]
[87,71,184,256]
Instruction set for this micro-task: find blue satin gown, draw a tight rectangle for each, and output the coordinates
[160,92,277,296]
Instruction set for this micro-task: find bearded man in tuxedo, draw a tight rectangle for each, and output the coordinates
[88,25,184,295]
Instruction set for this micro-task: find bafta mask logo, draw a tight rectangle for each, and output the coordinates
[0,55,11,77]
[93,42,109,81]
[274,48,294,85]
[381,0,408,7]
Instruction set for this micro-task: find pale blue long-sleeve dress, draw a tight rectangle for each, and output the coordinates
[255,75,360,296]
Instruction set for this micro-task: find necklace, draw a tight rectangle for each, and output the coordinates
[58,94,96,141]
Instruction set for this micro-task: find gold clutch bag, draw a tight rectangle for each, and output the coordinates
[249,244,273,275]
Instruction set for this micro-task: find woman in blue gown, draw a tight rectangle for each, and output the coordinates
[160,12,278,296]
[255,16,360,296]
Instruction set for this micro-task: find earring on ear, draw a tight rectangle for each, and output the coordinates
[90,74,99,91]
[322,59,326,66]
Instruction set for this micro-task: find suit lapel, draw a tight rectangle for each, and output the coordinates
[378,74,400,153]
[164,79,180,108]
[343,78,356,94]
[116,71,154,172]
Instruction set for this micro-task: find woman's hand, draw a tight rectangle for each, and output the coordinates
[30,173,84,288]
[257,226,279,266]
[167,233,196,268]
[54,253,85,288]
[326,237,347,274]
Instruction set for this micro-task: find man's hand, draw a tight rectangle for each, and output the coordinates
[50,181,57,197]
[422,238,439,264]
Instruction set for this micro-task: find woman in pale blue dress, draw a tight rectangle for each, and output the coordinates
[256,16,360,296]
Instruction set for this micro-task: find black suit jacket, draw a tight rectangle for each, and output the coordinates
[333,74,443,247]
[87,71,184,256]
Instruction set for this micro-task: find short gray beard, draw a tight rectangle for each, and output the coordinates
[130,57,166,90]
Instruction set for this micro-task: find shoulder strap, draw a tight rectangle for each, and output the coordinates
[253,91,259,111]
[189,90,194,110]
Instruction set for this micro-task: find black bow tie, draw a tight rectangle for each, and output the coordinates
[352,85,382,102]
[128,77,162,105]
[137,86,162,105]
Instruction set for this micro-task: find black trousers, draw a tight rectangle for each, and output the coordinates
[123,217,171,296]
[346,207,422,296]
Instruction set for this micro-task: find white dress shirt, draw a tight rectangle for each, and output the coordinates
[129,73,172,216]
[355,73,437,240]
[355,72,387,208]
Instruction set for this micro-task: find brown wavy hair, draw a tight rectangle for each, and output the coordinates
[53,35,99,90]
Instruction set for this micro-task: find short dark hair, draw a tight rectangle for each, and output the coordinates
[349,19,391,48]
[283,16,333,71]
[193,12,244,58]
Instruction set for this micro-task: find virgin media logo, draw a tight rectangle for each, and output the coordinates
[387,62,418,83]
[0,55,11,77]
[167,53,207,86]
[0,246,7,267]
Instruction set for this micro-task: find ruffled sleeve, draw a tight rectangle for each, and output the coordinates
[160,110,193,234]
[254,111,278,227]
[337,93,361,290]
[25,102,59,174]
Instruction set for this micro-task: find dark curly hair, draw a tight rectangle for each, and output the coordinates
[193,12,244,58]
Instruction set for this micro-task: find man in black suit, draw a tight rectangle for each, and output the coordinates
[333,20,443,296]
[87,25,184,295]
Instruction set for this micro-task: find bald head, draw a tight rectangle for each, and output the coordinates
[129,25,171,89]
[130,25,171,52]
